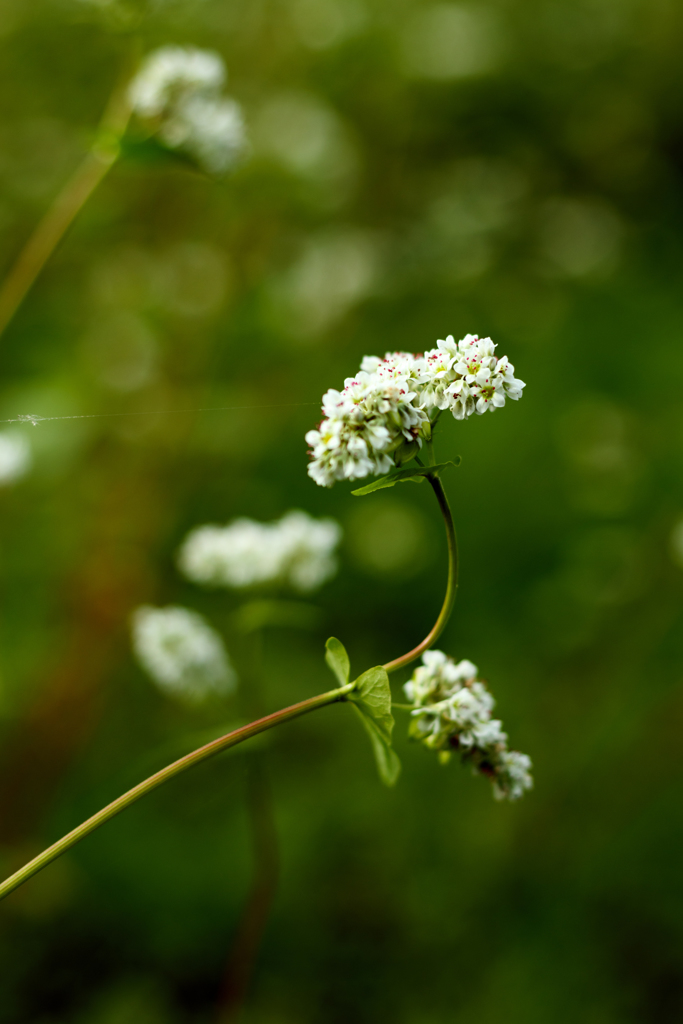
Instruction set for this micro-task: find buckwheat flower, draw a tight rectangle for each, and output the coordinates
[449,334,525,416]
[415,336,458,410]
[178,510,341,593]
[132,605,236,702]
[128,46,246,174]
[307,336,524,485]
[0,431,32,485]
[404,650,479,705]
[492,751,534,801]
[431,334,525,420]
[306,360,429,487]
[404,649,533,801]
[443,377,475,420]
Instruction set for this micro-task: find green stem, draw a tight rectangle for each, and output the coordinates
[0,681,353,902]
[0,56,134,342]
[425,436,436,466]
[382,473,458,674]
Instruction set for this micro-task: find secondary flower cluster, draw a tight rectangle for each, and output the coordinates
[404,650,533,801]
[128,46,246,174]
[306,334,524,487]
[177,510,341,593]
[132,605,236,702]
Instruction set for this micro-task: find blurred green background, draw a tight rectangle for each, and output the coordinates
[2,0,683,1020]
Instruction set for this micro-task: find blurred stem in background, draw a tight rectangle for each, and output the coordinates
[219,753,278,1023]
[0,467,457,902]
[0,45,137,341]
[218,624,279,1023]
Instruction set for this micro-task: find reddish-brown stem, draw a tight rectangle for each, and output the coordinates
[0,682,353,902]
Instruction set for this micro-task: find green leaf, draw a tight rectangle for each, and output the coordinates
[349,666,401,786]
[325,637,350,686]
[351,459,461,496]
[351,666,393,739]
[350,705,401,787]
[119,134,206,173]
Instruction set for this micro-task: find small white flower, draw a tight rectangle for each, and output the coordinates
[492,750,534,801]
[404,651,478,705]
[128,46,246,174]
[405,649,533,801]
[0,431,31,485]
[178,510,341,593]
[306,354,429,487]
[132,605,236,702]
[470,718,507,749]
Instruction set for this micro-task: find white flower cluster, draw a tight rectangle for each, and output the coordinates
[417,333,525,419]
[306,335,524,487]
[178,510,341,593]
[132,605,236,702]
[405,650,533,801]
[306,355,429,487]
[128,46,246,174]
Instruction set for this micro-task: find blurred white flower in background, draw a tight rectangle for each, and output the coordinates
[406,158,528,283]
[130,47,225,119]
[290,0,367,50]
[538,197,623,277]
[132,605,236,702]
[399,4,501,81]
[129,46,246,174]
[178,510,342,593]
[252,91,359,206]
[405,649,533,801]
[669,519,683,570]
[0,431,31,485]
[270,228,380,338]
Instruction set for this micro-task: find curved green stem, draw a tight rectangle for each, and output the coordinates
[0,54,135,342]
[0,681,353,902]
[382,473,458,675]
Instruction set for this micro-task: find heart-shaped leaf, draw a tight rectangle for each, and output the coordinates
[325,637,350,686]
[349,666,401,786]
[350,705,401,786]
